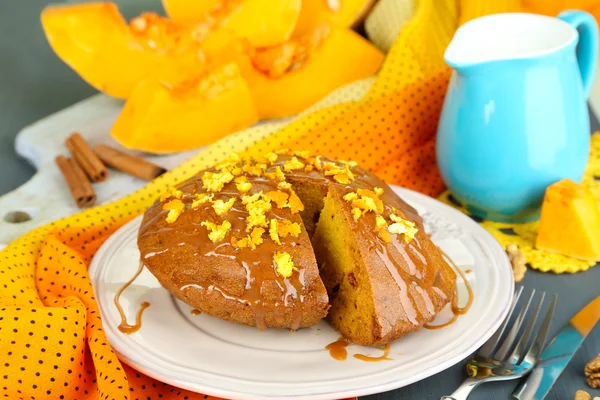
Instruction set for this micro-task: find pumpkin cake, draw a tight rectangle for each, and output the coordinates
[138,150,457,345]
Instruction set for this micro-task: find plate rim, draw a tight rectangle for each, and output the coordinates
[89,185,515,399]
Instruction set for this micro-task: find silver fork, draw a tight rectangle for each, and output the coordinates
[440,287,557,400]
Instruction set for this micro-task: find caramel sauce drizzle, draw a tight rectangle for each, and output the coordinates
[325,337,392,362]
[114,262,150,335]
[190,309,202,315]
[353,344,392,362]
[326,337,350,361]
[424,254,473,330]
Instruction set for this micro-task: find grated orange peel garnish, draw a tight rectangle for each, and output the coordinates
[202,170,234,192]
[273,251,297,278]
[161,186,184,202]
[212,197,236,216]
[201,220,232,243]
[282,156,305,172]
[163,199,185,223]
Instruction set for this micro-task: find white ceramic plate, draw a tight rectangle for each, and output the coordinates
[89,185,514,400]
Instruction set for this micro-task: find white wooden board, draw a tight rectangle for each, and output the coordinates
[0,94,197,246]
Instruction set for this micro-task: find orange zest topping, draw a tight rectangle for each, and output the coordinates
[265,190,289,208]
[212,197,236,216]
[269,218,301,245]
[388,214,418,243]
[282,156,305,172]
[191,193,213,209]
[163,199,185,223]
[201,220,232,243]
[214,152,240,170]
[242,191,272,231]
[202,170,234,192]
[278,181,292,190]
[265,166,286,181]
[161,186,183,202]
[287,189,304,213]
[273,251,297,278]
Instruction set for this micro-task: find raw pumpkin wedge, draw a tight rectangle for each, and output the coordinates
[161,0,222,24]
[294,0,377,36]
[41,2,205,99]
[536,179,600,261]
[205,26,384,119]
[111,63,258,153]
[162,0,301,47]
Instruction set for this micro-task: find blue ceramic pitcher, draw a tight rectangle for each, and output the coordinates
[437,11,598,222]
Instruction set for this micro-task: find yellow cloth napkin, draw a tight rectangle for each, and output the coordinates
[1,0,599,399]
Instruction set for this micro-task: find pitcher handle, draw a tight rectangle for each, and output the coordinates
[558,10,599,98]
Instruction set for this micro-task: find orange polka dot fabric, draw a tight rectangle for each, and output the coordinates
[2,0,600,399]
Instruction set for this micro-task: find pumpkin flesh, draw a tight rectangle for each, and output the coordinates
[110,63,258,153]
[41,2,205,99]
[163,0,301,47]
[206,26,384,119]
[536,179,600,261]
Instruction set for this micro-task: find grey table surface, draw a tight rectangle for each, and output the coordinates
[1,1,599,399]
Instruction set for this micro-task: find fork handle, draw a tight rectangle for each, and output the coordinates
[440,378,480,400]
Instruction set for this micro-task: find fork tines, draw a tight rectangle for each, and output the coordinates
[477,287,557,364]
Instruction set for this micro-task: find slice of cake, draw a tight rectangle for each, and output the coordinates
[313,184,457,346]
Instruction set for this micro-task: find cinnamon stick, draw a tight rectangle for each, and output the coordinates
[55,155,96,208]
[65,133,108,182]
[94,144,167,181]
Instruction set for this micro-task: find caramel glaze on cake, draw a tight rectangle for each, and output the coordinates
[137,150,457,345]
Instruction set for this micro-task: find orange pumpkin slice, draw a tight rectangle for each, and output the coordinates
[536,179,600,262]
[163,0,301,47]
[205,26,384,119]
[41,2,205,99]
[111,63,258,153]
[294,0,377,36]
[161,0,222,24]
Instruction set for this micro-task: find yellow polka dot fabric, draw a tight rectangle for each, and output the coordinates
[1,0,600,399]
